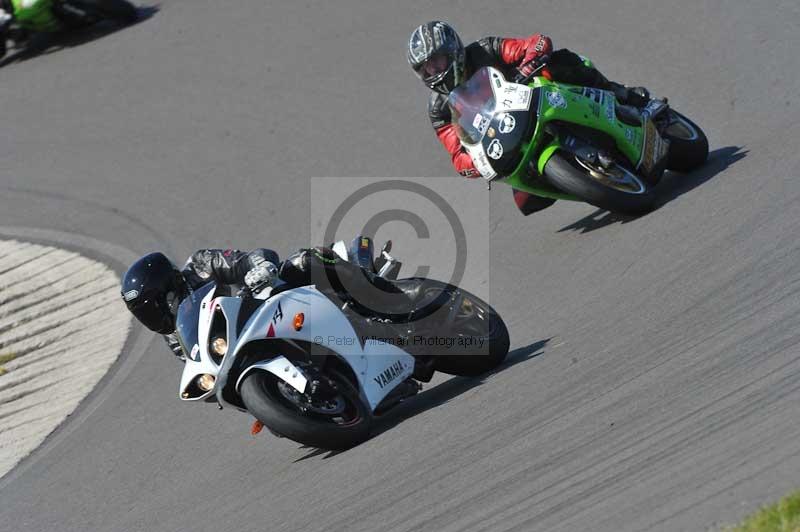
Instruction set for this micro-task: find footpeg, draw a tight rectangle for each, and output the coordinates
[643,98,669,119]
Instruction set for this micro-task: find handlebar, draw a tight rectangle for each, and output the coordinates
[512,63,547,85]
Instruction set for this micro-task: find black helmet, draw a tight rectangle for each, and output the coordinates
[121,252,187,334]
[408,21,465,95]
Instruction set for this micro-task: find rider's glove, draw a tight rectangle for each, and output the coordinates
[516,33,552,79]
[244,256,278,293]
[163,332,186,361]
[517,53,550,79]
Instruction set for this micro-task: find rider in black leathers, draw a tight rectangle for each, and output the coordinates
[122,246,417,359]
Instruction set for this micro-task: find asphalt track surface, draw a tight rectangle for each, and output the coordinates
[1,1,799,531]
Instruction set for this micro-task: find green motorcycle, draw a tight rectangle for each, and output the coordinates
[7,0,137,35]
[449,62,709,214]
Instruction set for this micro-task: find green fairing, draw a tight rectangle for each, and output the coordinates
[11,0,59,32]
[501,75,646,202]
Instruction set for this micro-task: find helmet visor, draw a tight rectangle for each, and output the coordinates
[128,293,174,333]
[414,53,452,85]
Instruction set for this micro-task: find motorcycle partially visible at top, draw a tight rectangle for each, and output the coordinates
[450,59,709,214]
[4,0,137,51]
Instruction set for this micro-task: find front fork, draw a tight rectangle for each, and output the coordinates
[508,140,582,202]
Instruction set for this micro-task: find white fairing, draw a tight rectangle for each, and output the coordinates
[179,287,238,401]
[233,286,414,411]
[179,242,416,411]
[179,352,218,400]
[234,355,307,394]
[332,241,349,261]
[489,68,534,112]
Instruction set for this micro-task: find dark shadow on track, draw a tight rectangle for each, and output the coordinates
[0,5,159,68]
[383,338,551,422]
[293,446,338,462]
[292,339,551,462]
[558,146,747,234]
[558,209,636,235]
[654,145,748,207]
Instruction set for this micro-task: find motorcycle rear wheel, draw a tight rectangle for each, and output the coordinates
[241,367,372,450]
[543,153,656,214]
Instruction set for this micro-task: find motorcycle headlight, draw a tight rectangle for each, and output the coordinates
[197,374,216,392]
[211,337,227,356]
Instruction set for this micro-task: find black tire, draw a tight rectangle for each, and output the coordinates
[428,287,511,377]
[662,111,709,173]
[240,368,371,450]
[70,0,138,24]
[543,153,656,214]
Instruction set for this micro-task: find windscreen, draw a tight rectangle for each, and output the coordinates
[447,67,497,145]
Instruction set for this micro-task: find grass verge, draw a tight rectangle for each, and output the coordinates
[0,352,17,375]
[725,490,800,531]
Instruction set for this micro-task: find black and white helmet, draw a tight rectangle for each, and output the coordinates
[407,21,465,95]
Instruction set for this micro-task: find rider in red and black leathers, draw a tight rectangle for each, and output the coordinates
[410,22,649,215]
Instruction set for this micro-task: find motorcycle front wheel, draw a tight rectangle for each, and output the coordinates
[543,153,656,214]
[240,367,372,450]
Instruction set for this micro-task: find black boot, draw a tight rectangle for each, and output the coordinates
[596,77,649,108]
[598,76,651,108]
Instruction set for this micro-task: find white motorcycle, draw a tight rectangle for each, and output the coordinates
[174,236,510,449]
